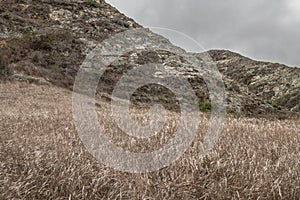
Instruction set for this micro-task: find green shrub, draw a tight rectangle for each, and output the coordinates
[21,26,36,38]
[87,0,102,8]
[199,101,212,112]
[270,100,280,108]
[216,79,224,87]
[243,78,252,85]
[93,72,102,79]
[112,19,130,28]
[228,83,240,92]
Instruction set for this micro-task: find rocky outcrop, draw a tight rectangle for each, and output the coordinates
[0,0,299,118]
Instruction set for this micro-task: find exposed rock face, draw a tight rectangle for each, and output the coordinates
[0,0,299,118]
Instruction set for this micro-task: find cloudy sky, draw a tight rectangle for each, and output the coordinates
[107,0,300,67]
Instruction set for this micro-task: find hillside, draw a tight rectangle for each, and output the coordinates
[0,0,300,117]
[0,0,299,118]
[209,50,300,117]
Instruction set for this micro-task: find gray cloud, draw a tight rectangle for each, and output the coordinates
[107,0,300,67]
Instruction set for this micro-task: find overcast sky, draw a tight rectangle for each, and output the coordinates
[106,0,300,67]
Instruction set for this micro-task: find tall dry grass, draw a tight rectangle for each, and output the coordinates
[0,82,299,199]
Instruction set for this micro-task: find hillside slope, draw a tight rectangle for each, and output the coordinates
[208,50,300,116]
[0,0,299,118]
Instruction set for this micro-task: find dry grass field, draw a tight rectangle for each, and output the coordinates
[0,82,299,199]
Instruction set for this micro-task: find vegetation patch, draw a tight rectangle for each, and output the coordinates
[112,18,130,28]
[87,0,102,8]
[228,83,241,92]
[271,93,292,108]
[199,101,212,112]
[93,72,102,79]
[243,78,252,85]
[21,26,36,38]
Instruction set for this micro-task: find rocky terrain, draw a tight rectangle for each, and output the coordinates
[209,50,300,117]
[0,0,299,118]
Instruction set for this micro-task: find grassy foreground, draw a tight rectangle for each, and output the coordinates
[0,82,299,199]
